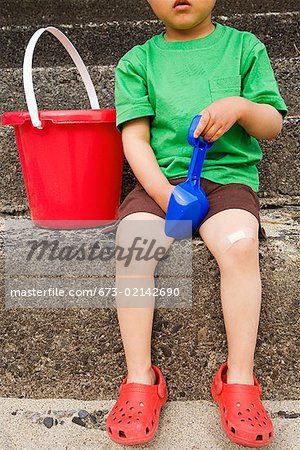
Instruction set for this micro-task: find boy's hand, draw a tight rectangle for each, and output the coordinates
[193,97,246,142]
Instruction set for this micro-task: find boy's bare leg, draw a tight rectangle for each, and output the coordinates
[115,212,174,385]
[199,208,261,385]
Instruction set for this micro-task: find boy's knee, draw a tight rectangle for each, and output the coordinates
[215,227,259,266]
[115,227,171,276]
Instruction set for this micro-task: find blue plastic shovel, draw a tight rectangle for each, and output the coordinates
[164,114,214,239]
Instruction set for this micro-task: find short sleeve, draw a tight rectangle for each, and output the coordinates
[241,41,288,119]
[114,56,155,133]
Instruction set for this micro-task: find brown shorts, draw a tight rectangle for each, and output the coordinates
[114,177,267,241]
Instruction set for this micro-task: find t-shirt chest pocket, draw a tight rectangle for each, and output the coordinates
[208,75,242,102]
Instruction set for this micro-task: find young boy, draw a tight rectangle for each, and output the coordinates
[106,0,288,447]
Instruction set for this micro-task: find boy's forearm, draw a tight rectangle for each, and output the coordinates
[122,136,170,203]
[236,97,283,140]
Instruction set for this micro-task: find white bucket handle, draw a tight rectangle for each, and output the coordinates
[23,26,100,129]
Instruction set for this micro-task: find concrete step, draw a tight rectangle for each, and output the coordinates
[1,118,299,213]
[0,398,299,449]
[1,57,298,116]
[0,207,298,400]
[1,0,299,26]
[0,12,299,68]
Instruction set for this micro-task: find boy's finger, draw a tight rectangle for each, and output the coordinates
[193,110,210,138]
[204,125,223,142]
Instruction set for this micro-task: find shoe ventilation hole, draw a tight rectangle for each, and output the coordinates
[119,430,126,438]
[151,420,154,426]
[236,402,241,407]
[121,413,125,417]
[140,402,144,407]
[269,432,272,438]
[251,424,254,427]
[231,427,235,434]
[223,407,226,412]
[138,411,143,415]
[146,427,149,434]
[130,407,134,411]
[127,421,131,424]
[263,421,266,425]
[257,411,260,415]
[264,416,267,420]
[113,417,116,421]
[241,419,245,422]
[259,424,262,427]
[118,419,122,423]
[226,419,228,425]
[238,412,242,416]
[125,400,130,404]
[255,417,258,420]
[112,412,115,415]
[108,427,112,434]
[251,403,255,407]
[256,435,263,441]
[246,408,250,412]
[136,418,140,421]
[119,408,123,412]
[248,418,252,421]
[154,408,157,415]
[128,415,132,418]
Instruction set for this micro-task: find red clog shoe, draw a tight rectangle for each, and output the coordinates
[211,361,274,448]
[106,364,168,445]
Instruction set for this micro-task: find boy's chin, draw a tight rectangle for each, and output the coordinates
[168,14,208,28]
[167,22,203,31]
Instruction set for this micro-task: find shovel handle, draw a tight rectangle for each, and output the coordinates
[187,142,206,183]
[187,115,214,183]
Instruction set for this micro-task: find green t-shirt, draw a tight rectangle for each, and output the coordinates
[114,20,288,192]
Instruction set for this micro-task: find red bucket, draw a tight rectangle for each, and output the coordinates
[1,27,124,229]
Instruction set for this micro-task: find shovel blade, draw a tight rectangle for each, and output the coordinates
[165,184,210,239]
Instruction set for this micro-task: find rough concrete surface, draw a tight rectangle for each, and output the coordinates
[0,1,299,449]
[0,13,299,69]
[0,208,298,401]
[0,118,299,211]
[1,0,300,26]
[1,57,298,116]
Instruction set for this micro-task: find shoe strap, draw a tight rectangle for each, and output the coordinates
[119,365,167,400]
[214,362,262,397]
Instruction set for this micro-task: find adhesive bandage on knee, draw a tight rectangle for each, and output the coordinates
[217,226,257,253]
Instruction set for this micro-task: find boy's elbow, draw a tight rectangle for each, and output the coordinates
[268,108,284,140]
